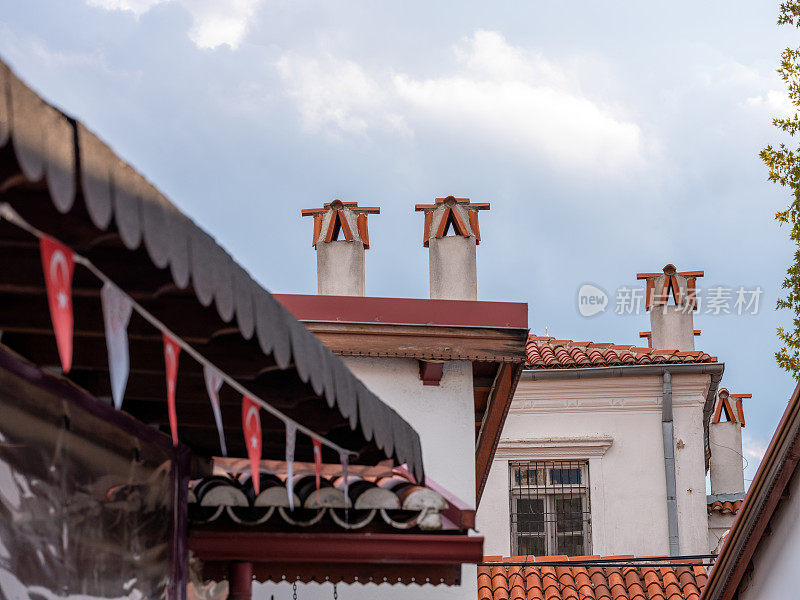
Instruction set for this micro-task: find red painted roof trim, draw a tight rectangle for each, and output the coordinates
[189,531,484,566]
[275,294,528,329]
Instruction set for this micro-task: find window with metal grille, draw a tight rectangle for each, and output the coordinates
[509,460,591,557]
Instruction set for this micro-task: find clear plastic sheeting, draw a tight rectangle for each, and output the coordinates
[0,372,173,600]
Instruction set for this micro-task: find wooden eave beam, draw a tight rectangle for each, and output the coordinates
[475,362,522,506]
[299,321,528,364]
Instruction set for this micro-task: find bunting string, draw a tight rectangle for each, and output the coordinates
[0,203,356,460]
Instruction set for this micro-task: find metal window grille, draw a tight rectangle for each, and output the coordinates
[509,460,591,557]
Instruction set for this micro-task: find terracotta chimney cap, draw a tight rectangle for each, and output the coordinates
[713,389,749,427]
[634,264,704,311]
[415,197,490,247]
[301,200,379,249]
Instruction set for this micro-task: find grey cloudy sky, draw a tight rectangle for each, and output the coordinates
[1,0,795,483]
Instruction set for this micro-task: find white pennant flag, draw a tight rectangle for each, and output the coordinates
[285,422,297,510]
[203,366,227,456]
[101,282,132,410]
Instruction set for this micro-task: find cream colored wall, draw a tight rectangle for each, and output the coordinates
[707,512,735,552]
[257,356,478,599]
[476,373,711,558]
[738,465,800,599]
[343,357,476,505]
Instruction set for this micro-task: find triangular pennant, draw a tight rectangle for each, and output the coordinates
[40,237,74,373]
[242,396,262,494]
[162,333,181,446]
[100,283,132,409]
[285,422,297,511]
[312,438,323,502]
[203,366,227,456]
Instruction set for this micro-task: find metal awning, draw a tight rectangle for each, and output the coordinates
[0,58,424,481]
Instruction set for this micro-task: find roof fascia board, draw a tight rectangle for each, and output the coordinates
[275,294,528,330]
[188,530,484,565]
[299,321,528,363]
[521,362,725,381]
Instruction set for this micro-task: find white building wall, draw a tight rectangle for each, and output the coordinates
[707,512,735,553]
[476,373,710,558]
[738,466,800,599]
[672,398,712,555]
[257,356,478,599]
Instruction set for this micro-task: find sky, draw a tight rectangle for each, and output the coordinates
[0,0,797,485]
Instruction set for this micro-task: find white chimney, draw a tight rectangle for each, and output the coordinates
[709,389,749,496]
[415,196,489,301]
[302,200,379,296]
[637,264,704,351]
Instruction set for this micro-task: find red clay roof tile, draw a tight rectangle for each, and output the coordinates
[707,500,742,515]
[525,336,717,370]
[480,556,708,600]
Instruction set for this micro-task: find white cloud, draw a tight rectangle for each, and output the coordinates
[698,59,794,116]
[275,53,411,139]
[275,30,649,174]
[86,0,164,16]
[746,90,794,115]
[742,432,768,488]
[742,434,767,462]
[85,0,263,50]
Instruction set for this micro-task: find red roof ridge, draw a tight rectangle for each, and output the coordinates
[526,334,717,370]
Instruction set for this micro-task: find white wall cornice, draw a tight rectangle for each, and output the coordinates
[495,436,614,459]
[510,374,709,414]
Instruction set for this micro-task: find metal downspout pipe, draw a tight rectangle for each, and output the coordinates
[662,371,679,556]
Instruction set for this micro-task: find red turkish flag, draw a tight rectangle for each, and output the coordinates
[162,333,181,446]
[242,396,262,494]
[40,237,74,373]
[312,439,323,496]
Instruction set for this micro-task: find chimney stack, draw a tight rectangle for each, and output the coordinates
[709,389,750,496]
[637,264,704,351]
[302,200,379,296]
[415,197,490,300]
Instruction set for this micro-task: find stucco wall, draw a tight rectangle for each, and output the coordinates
[707,512,735,552]
[257,356,478,599]
[476,373,711,558]
[737,468,800,599]
[343,357,476,504]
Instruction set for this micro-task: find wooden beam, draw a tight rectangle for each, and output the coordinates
[475,362,522,506]
[0,331,281,379]
[419,361,444,386]
[0,244,174,298]
[301,322,527,363]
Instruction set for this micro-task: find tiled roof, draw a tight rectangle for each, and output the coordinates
[707,500,742,516]
[526,336,718,370]
[189,469,450,531]
[478,555,708,600]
